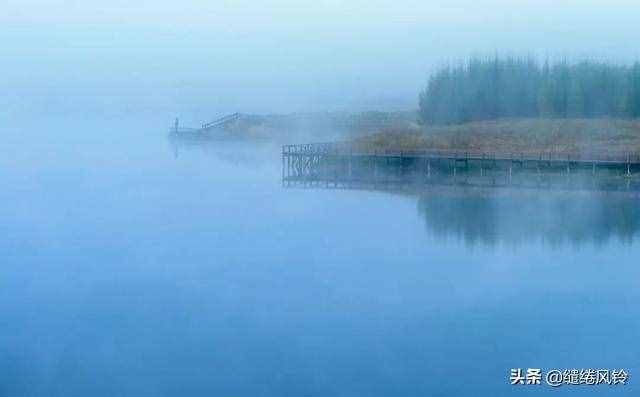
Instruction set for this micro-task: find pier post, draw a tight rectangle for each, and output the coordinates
[373,150,378,188]
[324,153,329,188]
[348,148,353,180]
[536,153,542,186]
[453,157,457,178]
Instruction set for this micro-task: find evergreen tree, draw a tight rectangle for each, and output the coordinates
[418,57,640,125]
[631,63,640,118]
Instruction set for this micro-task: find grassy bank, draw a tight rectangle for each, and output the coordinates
[353,118,640,154]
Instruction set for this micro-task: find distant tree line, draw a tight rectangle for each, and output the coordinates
[419,57,640,125]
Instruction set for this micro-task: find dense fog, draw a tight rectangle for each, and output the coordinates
[3,0,640,126]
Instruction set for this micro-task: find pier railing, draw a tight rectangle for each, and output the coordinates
[282,142,640,165]
[201,113,241,130]
[282,141,640,192]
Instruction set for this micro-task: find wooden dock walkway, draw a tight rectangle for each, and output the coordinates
[170,113,241,135]
[282,142,640,191]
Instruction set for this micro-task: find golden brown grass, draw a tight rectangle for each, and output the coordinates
[353,118,640,155]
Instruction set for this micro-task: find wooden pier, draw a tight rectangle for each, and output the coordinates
[282,142,640,191]
[170,113,241,135]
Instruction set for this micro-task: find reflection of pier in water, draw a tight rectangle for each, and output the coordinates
[282,142,640,191]
[168,133,277,168]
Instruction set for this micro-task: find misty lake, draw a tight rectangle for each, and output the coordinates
[2,117,638,396]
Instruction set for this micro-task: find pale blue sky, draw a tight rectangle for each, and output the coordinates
[3,0,640,120]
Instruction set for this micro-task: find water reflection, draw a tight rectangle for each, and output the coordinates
[417,189,640,247]
[168,134,280,168]
[5,125,640,397]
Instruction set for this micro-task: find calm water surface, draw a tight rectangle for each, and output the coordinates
[2,117,639,396]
